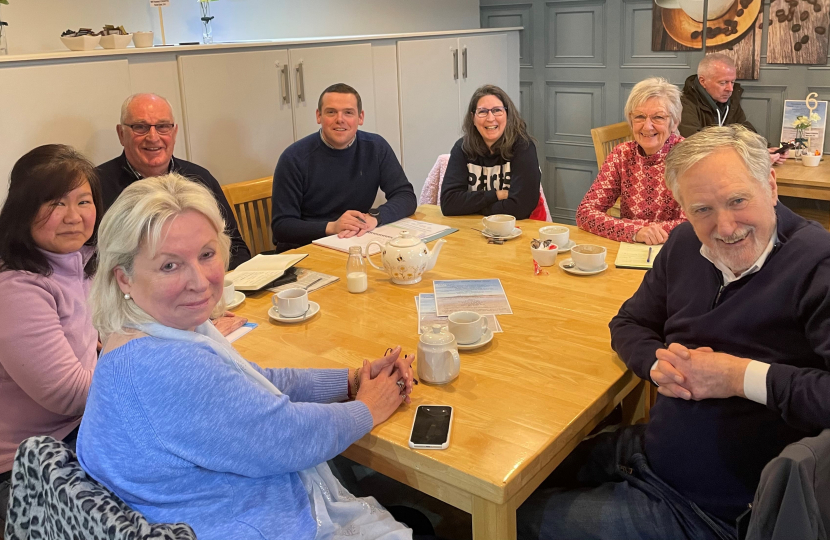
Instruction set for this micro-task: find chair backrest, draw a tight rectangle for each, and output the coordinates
[6,436,196,540]
[590,122,634,169]
[221,176,274,256]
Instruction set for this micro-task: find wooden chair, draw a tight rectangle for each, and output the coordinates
[221,176,274,256]
[590,121,634,219]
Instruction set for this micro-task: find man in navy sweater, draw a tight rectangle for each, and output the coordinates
[518,125,830,540]
[270,83,417,252]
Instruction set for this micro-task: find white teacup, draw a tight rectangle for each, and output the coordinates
[448,311,489,345]
[133,31,154,48]
[571,244,607,271]
[272,287,309,318]
[223,279,235,304]
[531,245,559,267]
[654,0,733,21]
[482,214,516,237]
[539,226,569,247]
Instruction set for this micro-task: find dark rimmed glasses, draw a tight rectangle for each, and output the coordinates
[122,123,176,135]
[474,107,506,118]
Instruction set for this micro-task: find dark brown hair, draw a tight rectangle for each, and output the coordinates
[317,82,363,113]
[461,84,531,161]
[0,144,102,278]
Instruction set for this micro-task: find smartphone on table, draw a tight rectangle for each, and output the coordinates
[409,405,453,450]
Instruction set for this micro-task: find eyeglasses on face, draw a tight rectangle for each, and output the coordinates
[631,114,669,126]
[474,107,506,118]
[122,123,176,135]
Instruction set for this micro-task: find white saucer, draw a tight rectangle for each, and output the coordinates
[268,301,320,323]
[226,291,246,310]
[457,328,494,350]
[559,258,608,276]
[482,227,523,240]
[556,239,576,253]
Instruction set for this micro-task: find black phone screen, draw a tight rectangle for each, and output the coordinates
[410,406,452,446]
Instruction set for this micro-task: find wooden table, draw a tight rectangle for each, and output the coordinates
[232,205,648,540]
[774,158,830,229]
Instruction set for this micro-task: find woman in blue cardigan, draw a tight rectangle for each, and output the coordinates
[78,173,419,540]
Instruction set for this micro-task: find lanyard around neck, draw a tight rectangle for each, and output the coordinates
[715,105,729,127]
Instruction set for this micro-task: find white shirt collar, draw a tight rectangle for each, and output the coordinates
[700,229,778,285]
[319,129,356,149]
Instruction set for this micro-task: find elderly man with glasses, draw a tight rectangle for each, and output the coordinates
[518,125,830,540]
[96,93,251,269]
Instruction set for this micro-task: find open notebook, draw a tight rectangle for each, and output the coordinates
[225,253,308,291]
[614,242,663,270]
[312,218,457,255]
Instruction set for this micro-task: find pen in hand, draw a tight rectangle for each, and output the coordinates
[646,246,653,263]
[356,214,367,225]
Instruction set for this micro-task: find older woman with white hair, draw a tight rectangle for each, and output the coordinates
[77,174,422,540]
[576,77,687,245]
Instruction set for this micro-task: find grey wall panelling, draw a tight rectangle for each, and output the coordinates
[481,0,830,224]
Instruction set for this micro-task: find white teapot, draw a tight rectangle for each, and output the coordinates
[364,231,445,285]
[417,324,461,384]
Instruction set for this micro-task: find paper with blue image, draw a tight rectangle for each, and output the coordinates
[416,294,502,335]
[432,279,512,317]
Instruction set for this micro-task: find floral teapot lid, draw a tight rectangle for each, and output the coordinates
[388,230,423,249]
[419,324,455,346]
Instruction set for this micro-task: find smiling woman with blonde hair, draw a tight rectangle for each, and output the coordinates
[78,173,422,540]
[576,77,687,245]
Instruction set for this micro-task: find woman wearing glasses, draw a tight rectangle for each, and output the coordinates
[440,85,544,220]
[576,77,686,245]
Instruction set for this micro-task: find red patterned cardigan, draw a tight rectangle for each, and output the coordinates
[575,134,687,243]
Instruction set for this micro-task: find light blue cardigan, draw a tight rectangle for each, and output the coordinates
[77,337,373,540]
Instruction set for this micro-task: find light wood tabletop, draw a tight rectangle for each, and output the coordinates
[775,158,830,201]
[232,205,649,540]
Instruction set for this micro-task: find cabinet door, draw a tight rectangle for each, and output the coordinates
[288,43,376,139]
[179,49,294,185]
[397,37,462,199]
[459,33,516,124]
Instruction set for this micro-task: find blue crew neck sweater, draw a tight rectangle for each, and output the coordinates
[270,130,417,251]
[610,203,830,521]
[77,337,373,540]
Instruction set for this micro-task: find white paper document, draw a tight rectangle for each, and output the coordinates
[432,279,513,317]
[268,268,339,294]
[312,218,456,255]
[225,253,308,291]
[226,322,257,343]
[416,294,502,334]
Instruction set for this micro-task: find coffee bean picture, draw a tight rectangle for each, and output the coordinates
[767,0,830,64]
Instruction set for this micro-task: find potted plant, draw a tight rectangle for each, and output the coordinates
[791,112,821,160]
[199,0,217,45]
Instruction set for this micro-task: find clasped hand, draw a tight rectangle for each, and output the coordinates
[329,210,378,238]
[355,345,415,427]
[651,343,751,401]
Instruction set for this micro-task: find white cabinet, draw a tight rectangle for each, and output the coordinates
[180,50,295,186]
[179,43,377,185]
[397,33,519,199]
[288,43,376,139]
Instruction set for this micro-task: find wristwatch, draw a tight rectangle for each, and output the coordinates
[368,209,382,226]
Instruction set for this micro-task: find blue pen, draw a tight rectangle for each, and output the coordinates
[646,247,653,263]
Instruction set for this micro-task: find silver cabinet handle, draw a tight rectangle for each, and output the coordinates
[296,61,305,102]
[452,48,458,80]
[462,47,468,79]
[277,63,289,104]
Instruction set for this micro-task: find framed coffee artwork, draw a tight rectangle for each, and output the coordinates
[767,0,829,64]
[652,0,704,50]
[706,7,763,79]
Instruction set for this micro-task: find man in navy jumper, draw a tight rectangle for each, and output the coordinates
[517,125,830,540]
[270,83,417,252]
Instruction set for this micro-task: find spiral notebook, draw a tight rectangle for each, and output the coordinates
[312,218,457,255]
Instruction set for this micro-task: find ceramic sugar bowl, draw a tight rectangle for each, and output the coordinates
[417,324,461,385]
[365,230,445,285]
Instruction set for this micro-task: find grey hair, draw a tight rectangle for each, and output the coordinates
[120,93,175,124]
[624,77,682,133]
[698,53,736,78]
[90,173,230,338]
[664,125,772,203]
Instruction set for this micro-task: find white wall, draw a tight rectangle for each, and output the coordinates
[0,0,479,55]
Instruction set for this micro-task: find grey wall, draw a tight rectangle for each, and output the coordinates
[0,0,480,55]
[481,0,830,224]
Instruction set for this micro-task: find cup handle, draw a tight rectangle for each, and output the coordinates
[271,295,279,309]
[481,317,489,333]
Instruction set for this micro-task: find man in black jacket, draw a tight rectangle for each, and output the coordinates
[96,93,251,269]
[679,53,786,164]
[517,126,830,540]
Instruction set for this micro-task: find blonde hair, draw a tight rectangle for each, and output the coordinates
[90,173,230,338]
[664,125,772,203]
[624,77,682,133]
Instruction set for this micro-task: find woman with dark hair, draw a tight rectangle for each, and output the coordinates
[0,144,102,529]
[440,84,543,220]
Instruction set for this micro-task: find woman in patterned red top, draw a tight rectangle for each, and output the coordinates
[576,77,686,245]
